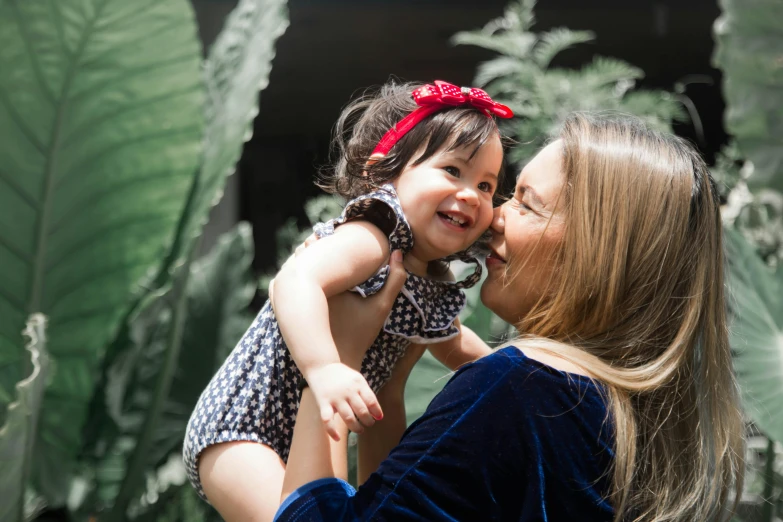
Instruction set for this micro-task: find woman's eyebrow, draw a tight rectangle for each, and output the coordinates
[520,184,544,207]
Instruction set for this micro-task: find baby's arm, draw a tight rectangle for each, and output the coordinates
[272,220,390,440]
[428,320,492,371]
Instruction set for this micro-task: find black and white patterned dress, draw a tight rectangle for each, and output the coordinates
[183,184,481,499]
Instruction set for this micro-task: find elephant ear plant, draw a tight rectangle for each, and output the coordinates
[713,0,783,520]
[0,0,289,520]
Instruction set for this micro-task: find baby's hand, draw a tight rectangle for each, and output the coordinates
[305,362,383,440]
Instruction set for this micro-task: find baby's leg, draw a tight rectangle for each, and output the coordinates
[199,441,285,522]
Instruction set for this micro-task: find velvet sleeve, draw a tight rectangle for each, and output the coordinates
[274,348,614,522]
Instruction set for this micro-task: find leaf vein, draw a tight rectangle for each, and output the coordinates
[0,166,39,210]
[55,125,202,191]
[49,167,194,236]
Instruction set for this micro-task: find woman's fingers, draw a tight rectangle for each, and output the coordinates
[381,250,407,303]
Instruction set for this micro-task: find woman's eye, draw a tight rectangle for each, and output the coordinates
[478,181,493,193]
[513,198,532,212]
[444,166,460,177]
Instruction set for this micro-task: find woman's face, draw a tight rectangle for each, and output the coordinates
[480,140,566,325]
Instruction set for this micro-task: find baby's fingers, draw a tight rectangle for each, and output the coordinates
[320,404,341,442]
[359,386,383,421]
[347,395,375,429]
[337,402,364,434]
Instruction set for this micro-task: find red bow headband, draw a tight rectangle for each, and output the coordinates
[371,80,513,156]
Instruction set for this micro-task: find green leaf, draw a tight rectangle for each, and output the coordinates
[455,0,678,170]
[0,314,49,522]
[452,31,536,60]
[532,28,594,68]
[473,57,539,89]
[169,0,290,274]
[404,351,451,425]
[713,0,783,192]
[725,227,783,443]
[82,0,289,476]
[133,484,222,522]
[0,0,205,504]
[95,224,255,516]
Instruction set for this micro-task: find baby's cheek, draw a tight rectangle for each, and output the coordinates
[477,205,495,232]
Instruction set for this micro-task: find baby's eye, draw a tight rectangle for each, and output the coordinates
[478,181,494,193]
[443,166,460,177]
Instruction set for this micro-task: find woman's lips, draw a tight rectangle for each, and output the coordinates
[485,249,506,268]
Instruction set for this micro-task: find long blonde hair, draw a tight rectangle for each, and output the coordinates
[510,113,745,521]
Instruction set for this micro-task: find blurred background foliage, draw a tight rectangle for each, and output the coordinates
[0,0,781,521]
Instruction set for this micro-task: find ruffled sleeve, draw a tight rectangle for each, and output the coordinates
[312,184,413,297]
[382,258,482,344]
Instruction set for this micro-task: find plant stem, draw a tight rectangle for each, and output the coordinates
[762,436,776,522]
[104,242,198,521]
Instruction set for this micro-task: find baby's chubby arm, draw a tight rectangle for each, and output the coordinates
[428,320,492,371]
[272,220,390,440]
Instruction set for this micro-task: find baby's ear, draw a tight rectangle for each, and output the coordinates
[362,153,385,177]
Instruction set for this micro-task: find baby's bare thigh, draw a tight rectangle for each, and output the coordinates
[199,441,285,522]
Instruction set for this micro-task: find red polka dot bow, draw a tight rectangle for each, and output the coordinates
[372,80,513,156]
[414,80,513,119]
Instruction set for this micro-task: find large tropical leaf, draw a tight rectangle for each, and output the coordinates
[0,315,48,522]
[725,227,783,443]
[0,0,204,503]
[169,0,290,275]
[713,0,783,192]
[89,224,255,517]
[81,0,289,471]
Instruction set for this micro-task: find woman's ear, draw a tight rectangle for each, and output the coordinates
[362,153,385,177]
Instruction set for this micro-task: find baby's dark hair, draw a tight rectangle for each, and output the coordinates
[319,80,505,199]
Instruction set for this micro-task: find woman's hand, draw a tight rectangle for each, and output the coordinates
[276,239,407,371]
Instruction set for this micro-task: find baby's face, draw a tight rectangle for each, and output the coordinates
[392,133,503,264]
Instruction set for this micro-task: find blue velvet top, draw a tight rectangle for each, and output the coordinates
[275,346,615,521]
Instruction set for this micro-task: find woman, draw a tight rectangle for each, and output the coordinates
[206,113,746,521]
[273,113,745,521]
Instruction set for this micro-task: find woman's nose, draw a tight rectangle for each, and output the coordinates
[490,204,505,233]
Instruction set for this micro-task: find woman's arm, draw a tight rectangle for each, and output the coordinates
[428,320,492,371]
[273,221,389,438]
[357,343,426,484]
[277,349,524,521]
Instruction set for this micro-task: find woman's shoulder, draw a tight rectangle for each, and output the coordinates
[453,346,607,416]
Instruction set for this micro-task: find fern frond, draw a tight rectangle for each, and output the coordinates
[532,28,595,68]
[474,57,539,87]
[581,56,644,87]
[452,31,536,59]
